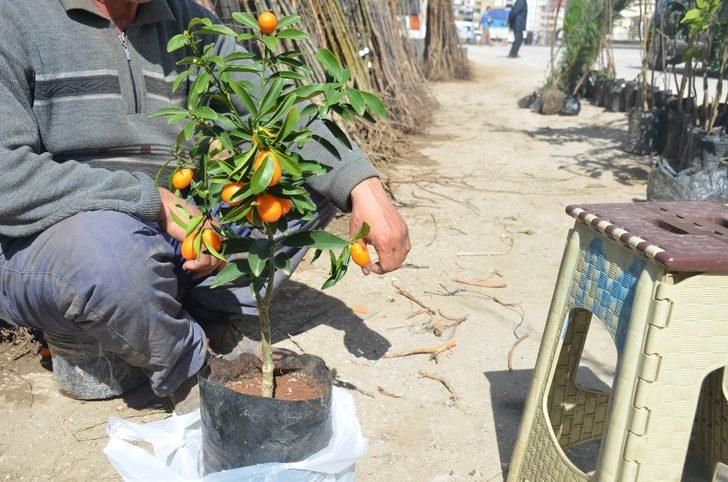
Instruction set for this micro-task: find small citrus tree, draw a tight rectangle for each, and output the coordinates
[151,12,386,398]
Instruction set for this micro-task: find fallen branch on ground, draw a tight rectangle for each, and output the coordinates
[392,283,436,315]
[333,376,376,398]
[454,278,507,289]
[418,370,463,409]
[507,333,529,371]
[383,339,456,359]
[377,386,403,399]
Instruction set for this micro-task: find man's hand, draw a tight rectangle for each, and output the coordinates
[349,177,410,275]
[158,188,224,278]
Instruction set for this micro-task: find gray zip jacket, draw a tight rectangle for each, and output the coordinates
[0,0,377,238]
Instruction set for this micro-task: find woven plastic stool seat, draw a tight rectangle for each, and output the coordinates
[508,202,728,482]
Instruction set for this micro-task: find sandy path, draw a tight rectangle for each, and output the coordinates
[0,48,648,481]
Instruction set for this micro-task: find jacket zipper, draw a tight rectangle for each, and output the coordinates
[118,32,139,114]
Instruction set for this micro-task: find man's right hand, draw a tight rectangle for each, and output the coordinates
[157,187,224,278]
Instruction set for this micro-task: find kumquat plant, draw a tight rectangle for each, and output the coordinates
[150,11,386,398]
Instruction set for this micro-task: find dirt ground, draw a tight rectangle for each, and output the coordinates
[0,48,649,481]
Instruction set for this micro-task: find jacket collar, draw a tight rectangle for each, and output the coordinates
[58,0,174,26]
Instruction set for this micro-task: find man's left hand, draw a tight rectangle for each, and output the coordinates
[349,177,410,275]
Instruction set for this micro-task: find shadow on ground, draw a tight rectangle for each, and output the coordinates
[483,367,610,475]
[267,280,390,360]
[483,118,651,186]
[484,367,711,480]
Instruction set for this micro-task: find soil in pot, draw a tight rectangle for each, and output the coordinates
[224,368,326,400]
[200,353,333,474]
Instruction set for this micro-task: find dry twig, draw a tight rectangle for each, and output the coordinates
[507,333,529,371]
[454,278,506,289]
[377,386,403,399]
[418,370,462,409]
[383,339,456,359]
[392,283,436,315]
[334,377,376,398]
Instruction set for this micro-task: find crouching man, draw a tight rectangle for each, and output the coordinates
[0,0,410,407]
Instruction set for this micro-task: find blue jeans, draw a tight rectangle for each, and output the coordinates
[0,197,336,396]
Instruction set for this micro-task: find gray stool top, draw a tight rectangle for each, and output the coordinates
[567,202,728,272]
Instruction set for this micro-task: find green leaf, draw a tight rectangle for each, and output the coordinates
[224,237,254,253]
[250,153,274,194]
[223,51,256,62]
[361,92,387,119]
[272,253,292,275]
[172,69,192,93]
[218,131,234,153]
[346,89,366,116]
[198,24,238,37]
[311,249,323,263]
[193,105,219,121]
[262,34,280,52]
[273,149,302,176]
[277,28,308,40]
[258,78,284,116]
[211,261,250,288]
[322,119,352,151]
[229,80,258,116]
[352,222,370,240]
[277,15,301,29]
[188,17,213,29]
[167,33,189,52]
[236,32,256,42]
[149,107,188,118]
[312,135,341,160]
[281,231,350,249]
[277,107,300,142]
[270,70,307,81]
[232,12,260,30]
[292,84,327,101]
[248,239,272,277]
[185,215,205,236]
[315,48,343,81]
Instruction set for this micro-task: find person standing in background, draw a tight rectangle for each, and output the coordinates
[507,0,527,58]
[478,6,494,46]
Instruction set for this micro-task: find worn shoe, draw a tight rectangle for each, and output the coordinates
[168,364,210,415]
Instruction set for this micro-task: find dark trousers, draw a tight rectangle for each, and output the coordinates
[0,197,337,397]
[509,28,524,57]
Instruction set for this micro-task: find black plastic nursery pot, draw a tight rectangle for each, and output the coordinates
[696,128,728,170]
[661,109,691,169]
[622,82,638,111]
[607,80,626,112]
[199,353,333,474]
[626,107,666,155]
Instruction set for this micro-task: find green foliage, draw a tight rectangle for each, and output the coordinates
[554,0,604,94]
[152,14,385,293]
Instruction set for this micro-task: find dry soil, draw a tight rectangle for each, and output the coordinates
[0,47,649,481]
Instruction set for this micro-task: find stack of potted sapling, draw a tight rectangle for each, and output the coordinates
[648,0,728,202]
[680,0,728,170]
[150,11,385,473]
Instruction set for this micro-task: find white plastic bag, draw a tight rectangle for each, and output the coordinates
[104,387,367,481]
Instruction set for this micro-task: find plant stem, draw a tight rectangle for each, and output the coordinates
[257,232,277,398]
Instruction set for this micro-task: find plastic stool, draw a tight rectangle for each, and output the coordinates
[508,202,728,481]
[45,331,147,400]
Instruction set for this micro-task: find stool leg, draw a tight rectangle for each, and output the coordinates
[509,229,586,481]
[548,309,611,450]
[689,368,728,479]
